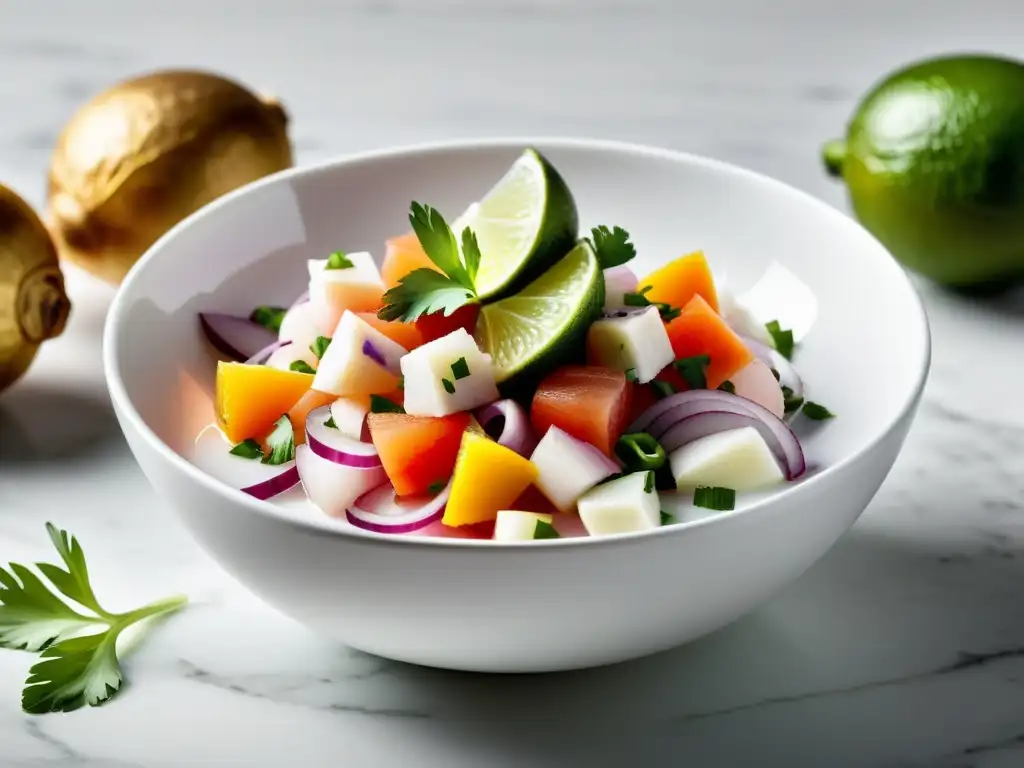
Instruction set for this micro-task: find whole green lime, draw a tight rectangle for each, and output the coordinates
[823,54,1024,287]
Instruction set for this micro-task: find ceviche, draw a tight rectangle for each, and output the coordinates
[193,148,831,542]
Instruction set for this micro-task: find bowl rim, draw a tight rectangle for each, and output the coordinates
[103,135,931,550]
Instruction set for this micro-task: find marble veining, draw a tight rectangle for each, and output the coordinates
[2,1,1024,766]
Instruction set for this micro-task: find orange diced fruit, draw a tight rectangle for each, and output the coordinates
[664,295,754,389]
[367,411,470,497]
[639,250,719,313]
[443,432,539,527]
[356,312,424,350]
[216,361,313,443]
[381,232,438,290]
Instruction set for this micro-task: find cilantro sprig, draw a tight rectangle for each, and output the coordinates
[378,203,481,322]
[1,524,187,714]
[589,225,636,269]
[623,286,681,322]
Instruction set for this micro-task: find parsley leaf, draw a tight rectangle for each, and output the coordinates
[324,416,338,429]
[660,511,674,525]
[249,306,287,333]
[263,415,295,465]
[369,394,405,414]
[674,354,711,389]
[622,286,681,322]
[2,523,187,714]
[590,225,636,269]
[378,270,476,322]
[378,203,480,323]
[781,385,804,415]
[289,360,316,375]
[765,320,795,360]
[802,401,835,420]
[451,357,470,380]
[441,378,456,394]
[326,251,354,270]
[310,336,331,360]
[533,520,561,540]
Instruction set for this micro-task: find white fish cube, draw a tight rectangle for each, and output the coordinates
[531,426,615,511]
[586,306,674,384]
[401,328,499,417]
[493,511,554,542]
[312,311,406,396]
[669,426,784,491]
[308,252,385,331]
[577,471,660,537]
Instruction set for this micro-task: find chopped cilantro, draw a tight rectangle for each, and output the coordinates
[781,385,804,415]
[451,357,470,380]
[324,416,338,429]
[249,306,287,333]
[263,415,295,465]
[643,470,655,493]
[369,395,405,414]
[326,251,354,270]
[589,225,636,269]
[660,510,674,525]
[533,520,561,540]
[289,360,316,374]
[622,285,681,322]
[427,480,447,495]
[693,486,735,511]
[229,438,264,460]
[310,336,331,359]
[802,401,835,420]
[718,380,735,394]
[673,354,710,389]
[765,320,795,360]
[625,368,639,383]
[651,380,676,399]
[441,378,456,394]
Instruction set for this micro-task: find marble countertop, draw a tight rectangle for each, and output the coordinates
[2,1,1024,765]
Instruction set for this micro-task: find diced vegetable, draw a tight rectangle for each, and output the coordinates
[295,444,387,517]
[312,311,407,396]
[730,359,785,418]
[287,389,337,443]
[381,232,438,290]
[586,306,674,384]
[443,432,538,527]
[493,510,555,542]
[638,250,718,313]
[576,471,660,537]
[356,312,424,351]
[530,366,630,457]
[669,426,784,491]
[530,426,618,511]
[477,399,537,456]
[415,303,480,344]
[215,361,313,443]
[367,411,470,496]
[602,265,638,311]
[329,396,370,441]
[664,295,754,389]
[400,328,499,417]
[308,252,385,332]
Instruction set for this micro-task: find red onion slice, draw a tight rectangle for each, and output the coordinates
[741,335,803,399]
[296,444,387,517]
[629,391,805,480]
[191,424,299,499]
[199,313,278,361]
[476,399,536,456]
[245,340,290,365]
[305,405,381,467]
[346,481,450,534]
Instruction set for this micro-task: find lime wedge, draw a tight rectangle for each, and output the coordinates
[475,240,604,390]
[455,148,578,300]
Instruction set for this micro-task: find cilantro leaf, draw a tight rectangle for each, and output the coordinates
[263,415,295,465]
[289,360,316,375]
[802,401,835,420]
[326,251,353,270]
[369,395,405,414]
[460,227,482,286]
[451,357,470,380]
[378,269,476,323]
[0,564,98,652]
[660,511,674,525]
[324,416,338,429]
[2,523,188,714]
[674,355,711,390]
[765,320,795,360]
[249,306,287,333]
[310,336,331,360]
[230,438,265,460]
[409,202,471,287]
[693,486,736,511]
[533,520,561,540]
[623,286,681,322]
[590,225,636,269]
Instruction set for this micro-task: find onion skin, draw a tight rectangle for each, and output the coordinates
[1,184,71,393]
[47,70,293,284]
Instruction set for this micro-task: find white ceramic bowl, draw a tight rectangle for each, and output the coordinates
[104,138,930,672]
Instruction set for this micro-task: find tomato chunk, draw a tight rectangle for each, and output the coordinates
[367,411,470,496]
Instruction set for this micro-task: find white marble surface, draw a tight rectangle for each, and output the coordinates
[2,1,1024,765]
